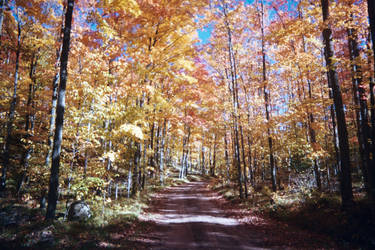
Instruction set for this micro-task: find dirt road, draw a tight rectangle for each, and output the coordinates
[143,181,336,249]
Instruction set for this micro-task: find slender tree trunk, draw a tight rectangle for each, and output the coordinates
[201,138,205,175]
[83,101,94,178]
[298,11,321,190]
[45,3,66,168]
[180,125,190,178]
[155,124,160,170]
[224,131,230,183]
[347,27,371,194]
[368,0,375,77]
[149,122,155,177]
[307,80,321,190]
[211,133,217,177]
[247,134,254,187]
[321,0,353,209]
[259,0,276,192]
[141,140,147,189]
[223,2,243,199]
[366,0,375,216]
[132,142,140,195]
[180,124,187,179]
[159,119,166,185]
[243,87,254,187]
[240,125,248,198]
[17,54,38,195]
[127,167,132,198]
[367,37,375,166]
[0,17,21,191]
[0,0,8,41]
[46,0,74,220]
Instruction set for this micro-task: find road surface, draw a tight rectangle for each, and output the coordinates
[143,180,335,249]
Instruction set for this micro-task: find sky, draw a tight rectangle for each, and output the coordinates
[197,0,255,44]
[197,0,296,44]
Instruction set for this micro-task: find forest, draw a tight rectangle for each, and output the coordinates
[0,0,375,248]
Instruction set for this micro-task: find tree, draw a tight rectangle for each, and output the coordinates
[46,0,75,220]
[0,7,21,191]
[321,0,353,209]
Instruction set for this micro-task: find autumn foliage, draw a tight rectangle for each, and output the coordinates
[0,0,374,220]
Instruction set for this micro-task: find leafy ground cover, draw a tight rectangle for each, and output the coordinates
[208,177,375,249]
[0,175,189,249]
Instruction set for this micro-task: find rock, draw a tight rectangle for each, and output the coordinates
[23,225,55,247]
[67,200,92,221]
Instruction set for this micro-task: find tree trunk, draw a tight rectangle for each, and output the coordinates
[149,122,155,177]
[368,0,375,77]
[368,46,375,162]
[17,54,38,195]
[223,2,243,199]
[307,80,321,190]
[298,9,321,190]
[0,0,8,41]
[45,3,66,168]
[159,119,167,185]
[240,125,248,198]
[366,0,375,216]
[45,0,74,220]
[321,0,353,209]
[211,133,217,177]
[127,167,132,198]
[224,131,230,183]
[347,27,371,194]
[247,134,254,186]
[132,142,140,195]
[155,124,160,170]
[0,16,21,191]
[201,139,205,175]
[259,0,276,192]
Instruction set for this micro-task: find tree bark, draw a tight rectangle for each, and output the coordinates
[321,0,353,209]
[223,2,243,199]
[17,54,38,195]
[201,137,205,175]
[224,131,230,182]
[211,133,217,177]
[45,3,66,168]
[366,0,375,215]
[259,0,276,192]
[159,119,167,185]
[46,0,74,220]
[347,26,371,194]
[240,125,248,198]
[0,0,8,41]
[368,0,375,76]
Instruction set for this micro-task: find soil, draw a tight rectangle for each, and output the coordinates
[139,180,337,249]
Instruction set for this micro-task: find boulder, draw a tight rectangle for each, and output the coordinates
[23,225,55,247]
[67,201,92,221]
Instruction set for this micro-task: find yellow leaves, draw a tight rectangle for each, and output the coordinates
[98,19,117,39]
[115,124,144,140]
[103,151,117,162]
[176,58,195,71]
[103,0,141,16]
[180,73,197,84]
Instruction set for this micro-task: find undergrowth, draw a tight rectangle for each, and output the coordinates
[209,177,375,249]
[0,172,195,248]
